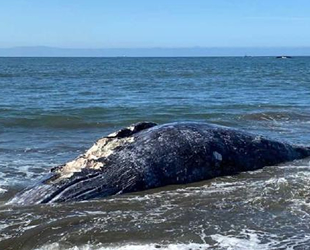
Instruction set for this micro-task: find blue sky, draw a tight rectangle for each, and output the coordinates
[1,0,309,48]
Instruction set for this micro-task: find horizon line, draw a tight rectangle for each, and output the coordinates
[1,46,310,57]
[2,45,310,49]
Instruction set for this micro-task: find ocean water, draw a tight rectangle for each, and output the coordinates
[0,57,310,249]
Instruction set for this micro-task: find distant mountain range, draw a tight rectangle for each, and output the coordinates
[0,46,310,57]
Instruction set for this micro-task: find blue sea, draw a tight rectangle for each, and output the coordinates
[0,57,310,249]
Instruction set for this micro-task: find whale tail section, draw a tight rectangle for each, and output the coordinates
[292,145,310,159]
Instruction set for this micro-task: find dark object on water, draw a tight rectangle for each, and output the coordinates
[10,122,310,205]
[276,56,292,59]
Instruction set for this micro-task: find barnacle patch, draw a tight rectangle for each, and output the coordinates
[52,122,157,180]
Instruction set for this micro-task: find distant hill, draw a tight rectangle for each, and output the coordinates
[0,46,310,57]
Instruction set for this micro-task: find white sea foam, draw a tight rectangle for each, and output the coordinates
[37,228,306,250]
[36,243,211,250]
[0,187,7,194]
[211,230,267,250]
[35,234,310,250]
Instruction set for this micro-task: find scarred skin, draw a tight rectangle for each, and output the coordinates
[10,122,310,205]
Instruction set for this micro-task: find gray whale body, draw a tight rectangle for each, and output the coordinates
[10,122,310,205]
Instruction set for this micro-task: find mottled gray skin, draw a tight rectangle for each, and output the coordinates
[10,122,310,205]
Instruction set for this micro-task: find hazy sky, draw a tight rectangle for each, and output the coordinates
[1,0,309,48]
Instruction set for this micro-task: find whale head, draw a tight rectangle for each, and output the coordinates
[8,122,157,205]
